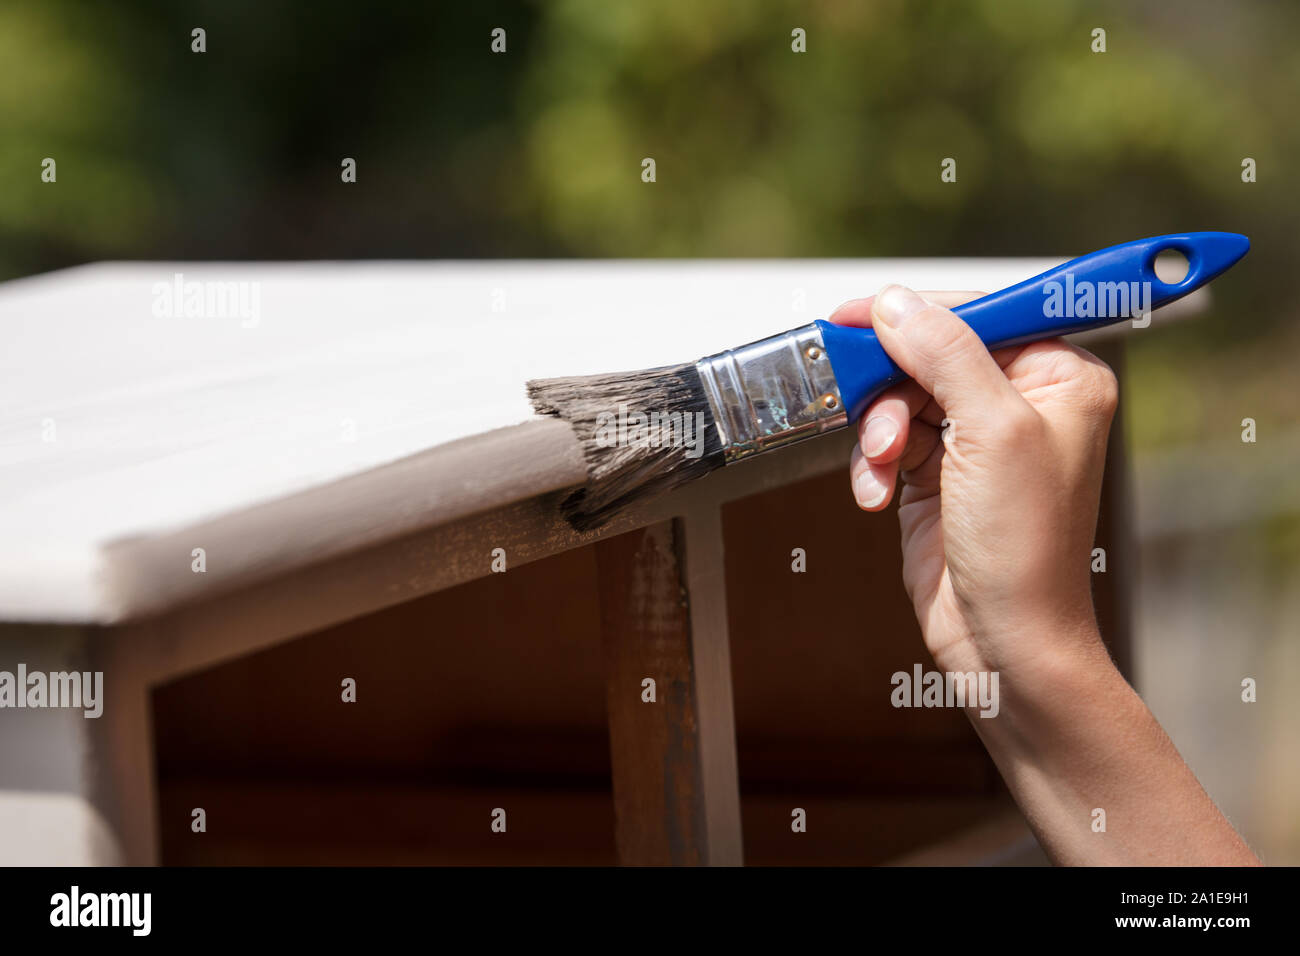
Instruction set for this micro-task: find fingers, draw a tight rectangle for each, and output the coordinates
[836,290,996,464]
[852,416,943,511]
[838,285,1022,512]
[897,423,945,501]
[1000,339,1120,424]
[857,392,913,463]
[870,285,1025,425]
[898,419,942,474]
[828,290,986,329]
[852,383,927,510]
[849,444,897,511]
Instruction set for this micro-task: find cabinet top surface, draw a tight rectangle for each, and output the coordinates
[0,257,1190,623]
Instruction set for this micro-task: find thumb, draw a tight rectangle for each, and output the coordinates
[871,284,1022,422]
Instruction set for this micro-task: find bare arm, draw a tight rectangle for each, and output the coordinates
[832,285,1259,866]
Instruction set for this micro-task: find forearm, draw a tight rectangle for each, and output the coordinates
[969,631,1260,866]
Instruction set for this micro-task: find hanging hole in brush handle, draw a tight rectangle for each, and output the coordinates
[1153,248,1191,284]
[815,231,1250,423]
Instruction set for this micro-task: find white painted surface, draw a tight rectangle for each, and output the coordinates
[0,791,121,865]
[0,258,1201,623]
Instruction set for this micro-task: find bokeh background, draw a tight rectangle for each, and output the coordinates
[2,0,1296,860]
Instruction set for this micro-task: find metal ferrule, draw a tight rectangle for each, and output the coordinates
[695,323,848,463]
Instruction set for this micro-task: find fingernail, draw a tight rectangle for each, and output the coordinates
[874,285,928,329]
[854,470,888,509]
[862,416,897,458]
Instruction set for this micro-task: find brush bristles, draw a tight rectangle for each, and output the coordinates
[528,362,725,531]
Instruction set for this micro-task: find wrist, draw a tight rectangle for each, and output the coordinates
[980,625,1129,750]
[947,616,1119,724]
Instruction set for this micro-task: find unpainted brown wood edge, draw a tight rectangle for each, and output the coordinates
[677,504,744,866]
[98,418,587,623]
[105,429,858,687]
[596,521,707,865]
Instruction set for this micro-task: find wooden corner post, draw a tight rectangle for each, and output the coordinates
[595,516,743,865]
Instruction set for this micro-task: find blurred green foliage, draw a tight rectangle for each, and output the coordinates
[1,0,1296,451]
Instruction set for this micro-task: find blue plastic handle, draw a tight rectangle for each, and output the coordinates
[816,231,1250,423]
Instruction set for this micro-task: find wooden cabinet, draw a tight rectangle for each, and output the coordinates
[0,260,1188,865]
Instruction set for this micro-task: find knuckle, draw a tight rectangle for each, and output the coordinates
[911,305,976,358]
[1080,361,1120,417]
[1095,362,1120,406]
[992,403,1042,447]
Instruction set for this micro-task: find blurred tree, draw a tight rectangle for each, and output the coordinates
[1,0,1296,445]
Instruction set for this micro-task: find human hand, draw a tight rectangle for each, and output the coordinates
[831,286,1259,865]
[829,285,1120,682]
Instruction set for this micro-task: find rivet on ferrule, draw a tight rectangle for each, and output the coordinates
[695,323,849,462]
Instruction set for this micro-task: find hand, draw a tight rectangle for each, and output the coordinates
[831,286,1260,865]
[829,285,1120,682]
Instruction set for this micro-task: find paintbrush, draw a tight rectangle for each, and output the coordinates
[529,232,1249,530]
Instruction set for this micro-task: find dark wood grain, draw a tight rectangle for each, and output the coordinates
[595,520,708,865]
